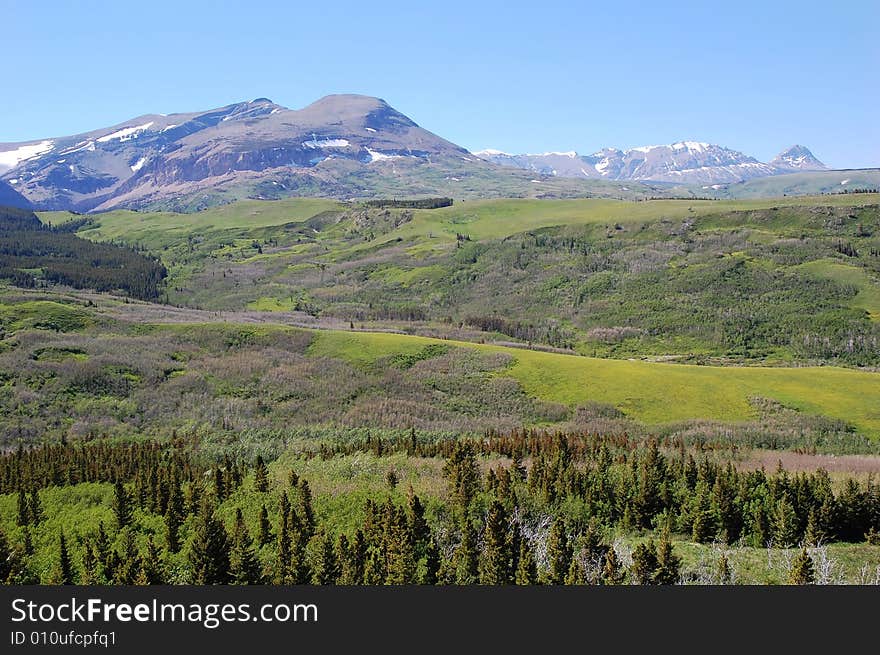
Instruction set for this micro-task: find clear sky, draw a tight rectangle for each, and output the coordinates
[3,0,878,168]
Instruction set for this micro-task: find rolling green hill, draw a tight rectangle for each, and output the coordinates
[308,329,880,437]
[41,193,880,367]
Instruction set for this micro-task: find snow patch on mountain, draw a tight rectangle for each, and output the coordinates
[302,137,350,149]
[0,140,54,170]
[130,157,149,173]
[97,122,155,143]
[366,148,404,163]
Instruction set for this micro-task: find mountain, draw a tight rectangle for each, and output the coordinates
[769,145,828,172]
[475,142,827,185]
[0,95,656,212]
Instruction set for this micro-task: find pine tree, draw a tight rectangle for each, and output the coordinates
[55,532,75,585]
[80,543,99,585]
[165,481,184,553]
[804,509,823,546]
[443,441,480,509]
[348,530,367,584]
[454,519,479,585]
[275,496,292,584]
[384,503,416,585]
[253,456,269,493]
[630,540,659,585]
[113,480,132,530]
[312,532,339,585]
[137,537,165,585]
[653,533,681,585]
[213,468,226,503]
[28,489,42,526]
[257,504,272,547]
[296,480,315,539]
[544,518,571,585]
[422,538,441,585]
[363,547,385,584]
[407,491,430,558]
[514,540,537,585]
[114,529,142,584]
[187,499,231,584]
[774,496,800,548]
[601,547,625,585]
[230,508,263,585]
[16,487,28,527]
[479,500,512,584]
[564,557,586,585]
[789,548,815,585]
[185,481,201,516]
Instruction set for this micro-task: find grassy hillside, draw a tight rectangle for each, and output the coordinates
[38,194,880,367]
[309,330,880,437]
[1,286,876,451]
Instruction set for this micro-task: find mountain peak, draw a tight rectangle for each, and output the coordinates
[770,145,826,171]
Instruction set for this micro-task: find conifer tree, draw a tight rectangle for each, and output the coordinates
[349,529,367,584]
[113,480,132,530]
[187,499,231,584]
[94,522,110,574]
[80,543,99,585]
[312,532,339,585]
[186,481,201,516]
[384,503,416,585]
[422,537,441,585]
[296,480,315,539]
[230,508,263,585]
[514,540,537,585]
[114,529,142,584]
[443,441,480,509]
[16,487,28,527]
[564,557,586,585]
[55,532,75,585]
[479,500,512,584]
[213,468,226,503]
[774,496,800,548]
[544,518,571,585]
[254,456,269,493]
[137,537,165,585]
[789,548,815,585]
[363,547,385,585]
[630,540,659,585]
[454,519,479,585]
[275,497,292,584]
[407,491,430,558]
[28,489,42,526]
[653,532,681,585]
[257,504,272,547]
[165,481,184,553]
[601,547,625,585]
[335,534,354,584]
[804,509,823,546]
[22,526,34,557]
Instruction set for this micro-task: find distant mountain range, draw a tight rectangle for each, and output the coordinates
[474,143,827,185]
[0,94,871,212]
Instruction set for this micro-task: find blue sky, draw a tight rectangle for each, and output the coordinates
[3,0,878,167]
